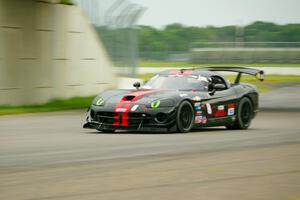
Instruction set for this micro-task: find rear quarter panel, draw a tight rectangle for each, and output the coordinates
[232,83,259,113]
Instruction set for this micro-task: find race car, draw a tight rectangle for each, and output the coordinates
[83,67,264,133]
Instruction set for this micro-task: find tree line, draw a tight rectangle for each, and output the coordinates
[95,21,300,63]
[138,21,300,52]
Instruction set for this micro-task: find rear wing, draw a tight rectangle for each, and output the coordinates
[200,66,264,84]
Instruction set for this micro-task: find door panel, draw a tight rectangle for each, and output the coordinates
[202,87,238,126]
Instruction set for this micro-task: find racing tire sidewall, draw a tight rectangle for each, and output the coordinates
[176,101,195,133]
[236,97,253,129]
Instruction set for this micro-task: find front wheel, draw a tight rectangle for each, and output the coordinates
[176,101,195,133]
[226,97,253,130]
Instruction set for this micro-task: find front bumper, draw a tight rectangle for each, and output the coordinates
[83,105,177,132]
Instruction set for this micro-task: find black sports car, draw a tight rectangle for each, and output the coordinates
[83,67,264,133]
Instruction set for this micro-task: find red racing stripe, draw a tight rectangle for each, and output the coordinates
[169,69,193,75]
[113,102,123,126]
[169,69,180,75]
[113,89,160,127]
[183,70,193,75]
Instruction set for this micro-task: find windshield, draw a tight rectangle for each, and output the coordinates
[143,75,209,91]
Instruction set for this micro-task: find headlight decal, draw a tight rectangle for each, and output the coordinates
[96,98,105,106]
[151,100,160,108]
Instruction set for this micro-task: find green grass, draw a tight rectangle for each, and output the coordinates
[138,60,300,68]
[226,75,300,92]
[60,0,74,5]
[0,96,94,116]
[139,73,300,93]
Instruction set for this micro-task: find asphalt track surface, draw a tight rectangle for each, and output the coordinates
[0,110,299,200]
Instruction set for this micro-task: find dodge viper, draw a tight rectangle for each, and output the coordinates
[83,67,264,133]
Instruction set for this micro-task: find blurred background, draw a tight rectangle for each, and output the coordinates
[0,0,300,113]
[1,1,300,200]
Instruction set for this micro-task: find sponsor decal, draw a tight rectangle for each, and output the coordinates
[196,110,202,115]
[194,116,202,124]
[228,108,235,115]
[206,103,212,114]
[192,96,201,101]
[228,104,235,108]
[227,104,235,116]
[214,104,226,117]
[131,104,139,111]
[194,102,201,111]
[214,110,226,117]
[194,102,201,107]
[96,98,105,106]
[202,116,207,124]
[218,105,224,110]
[195,106,201,111]
[116,108,127,112]
[151,100,161,108]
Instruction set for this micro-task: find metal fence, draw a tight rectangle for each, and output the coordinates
[190,42,300,63]
[74,0,145,76]
[140,42,300,64]
[73,2,300,65]
[190,42,300,48]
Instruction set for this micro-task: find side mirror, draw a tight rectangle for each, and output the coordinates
[133,82,141,90]
[214,84,226,90]
[209,84,226,95]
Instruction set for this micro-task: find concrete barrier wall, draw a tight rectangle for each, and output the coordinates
[0,0,116,105]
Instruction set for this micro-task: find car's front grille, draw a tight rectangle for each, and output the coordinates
[93,111,117,124]
[91,110,151,126]
[127,113,151,125]
[96,112,118,118]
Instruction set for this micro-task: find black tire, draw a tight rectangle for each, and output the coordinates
[226,97,253,130]
[176,101,195,133]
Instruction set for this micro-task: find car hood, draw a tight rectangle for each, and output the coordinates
[94,89,175,106]
[93,88,210,108]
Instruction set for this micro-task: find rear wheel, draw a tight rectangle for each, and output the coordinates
[226,97,253,130]
[176,101,195,133]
